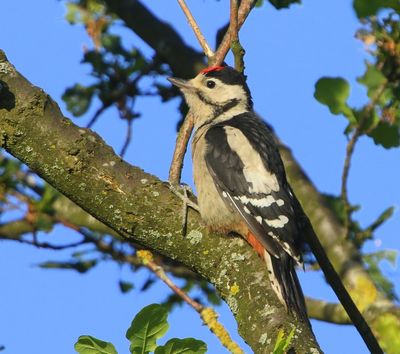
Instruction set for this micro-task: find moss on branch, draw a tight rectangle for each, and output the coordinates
[0,49,319,353]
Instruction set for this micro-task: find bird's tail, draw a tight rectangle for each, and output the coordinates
[263,249,310,327]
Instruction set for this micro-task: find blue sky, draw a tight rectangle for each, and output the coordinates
[1,1,399,353]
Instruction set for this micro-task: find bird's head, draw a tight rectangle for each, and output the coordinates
[168,66,253,125]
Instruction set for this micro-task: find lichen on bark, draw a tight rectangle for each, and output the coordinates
[0,49,320,353]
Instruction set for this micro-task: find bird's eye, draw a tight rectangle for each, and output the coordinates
[206,80,216,89]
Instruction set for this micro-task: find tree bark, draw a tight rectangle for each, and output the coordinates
[0,50,320,353]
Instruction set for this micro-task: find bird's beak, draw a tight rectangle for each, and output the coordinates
[167,77,194,90]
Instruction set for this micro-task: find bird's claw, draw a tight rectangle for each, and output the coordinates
[168,182,200,236]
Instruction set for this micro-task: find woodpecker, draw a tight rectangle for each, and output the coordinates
[168,65,308,323]
[168,66,384,353]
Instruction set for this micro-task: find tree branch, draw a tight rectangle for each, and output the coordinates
[168,113,194,185]
[137,250,244,354]
[104,0,205,78]
[306,298,351,325]
[176,0,214,58]
[0,49,319,353]
[211,0,256,66]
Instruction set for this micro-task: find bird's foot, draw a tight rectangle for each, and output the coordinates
[168,183,200,236]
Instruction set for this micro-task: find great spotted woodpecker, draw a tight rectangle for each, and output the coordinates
[168,66,308,322]
[168,66,383,352]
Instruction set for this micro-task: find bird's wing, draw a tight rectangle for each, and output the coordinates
[204,113,302,265]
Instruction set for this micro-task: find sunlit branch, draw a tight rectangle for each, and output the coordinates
[137,250,245,354]
[176,0,214,58]
[306,297,351,324]
[168,113,194,185]
[211,0,255,66]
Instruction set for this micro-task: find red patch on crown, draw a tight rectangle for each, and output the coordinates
[200,66,225,74]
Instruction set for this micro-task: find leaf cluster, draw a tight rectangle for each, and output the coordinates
[315,8,400,148]
[74,304,207,354]
[312,3,400,304]
[63,0,174,130]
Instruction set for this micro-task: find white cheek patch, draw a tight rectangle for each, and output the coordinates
[214,83,247,104]
[224,126,280,193]
[192,76,247,106]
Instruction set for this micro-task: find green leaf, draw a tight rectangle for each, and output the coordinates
[65,3,82,24]
[353,0,400,18]
[273,328,295,354]
[255,0,264,7]
[154,338,207,354]
[35,183,59,213]
[368,121,400,148]
[102,34,124,55]
[62,84,95,117]
[367,206,395,233]
[39,260,98,274]
[365,250,398,268]
[314,77,355,123]
[322,194,362,233]
[363,250,398,300]
[119,280,134,294]
[268,0,301,10]
[74,335,118,354]
[358,64,387,100]
[126,304,169,354]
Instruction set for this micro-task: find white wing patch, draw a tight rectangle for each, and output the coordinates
[265,215,289,228]
[224,126,280,193]
[238,195,284,208]
[268,231,302,266]
[263,250,285,306]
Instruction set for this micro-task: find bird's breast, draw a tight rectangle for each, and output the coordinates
[192,129,243,233]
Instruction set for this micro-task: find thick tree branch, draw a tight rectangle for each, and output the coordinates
[0,50,319,353]
[306,298,351,325]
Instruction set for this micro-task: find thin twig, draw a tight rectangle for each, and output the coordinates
[341,129,361,231]
[137,250,244,354]
[341,82,388,232]
[16,238,88,250]
[87,105,108,128]
[229,0,245,72]
[177,0,214,58]
[211,0,256,66]
[168,113,194,185]
[120,118,133,157]
[230,0,239,41]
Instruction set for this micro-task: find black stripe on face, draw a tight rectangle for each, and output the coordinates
[195,91,239,117]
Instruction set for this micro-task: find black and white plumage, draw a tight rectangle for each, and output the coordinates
[168,66,309,323]
[204,112,307,321]
[168,66,385,353]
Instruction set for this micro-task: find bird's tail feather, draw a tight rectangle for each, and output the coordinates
[263,250,310,327]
